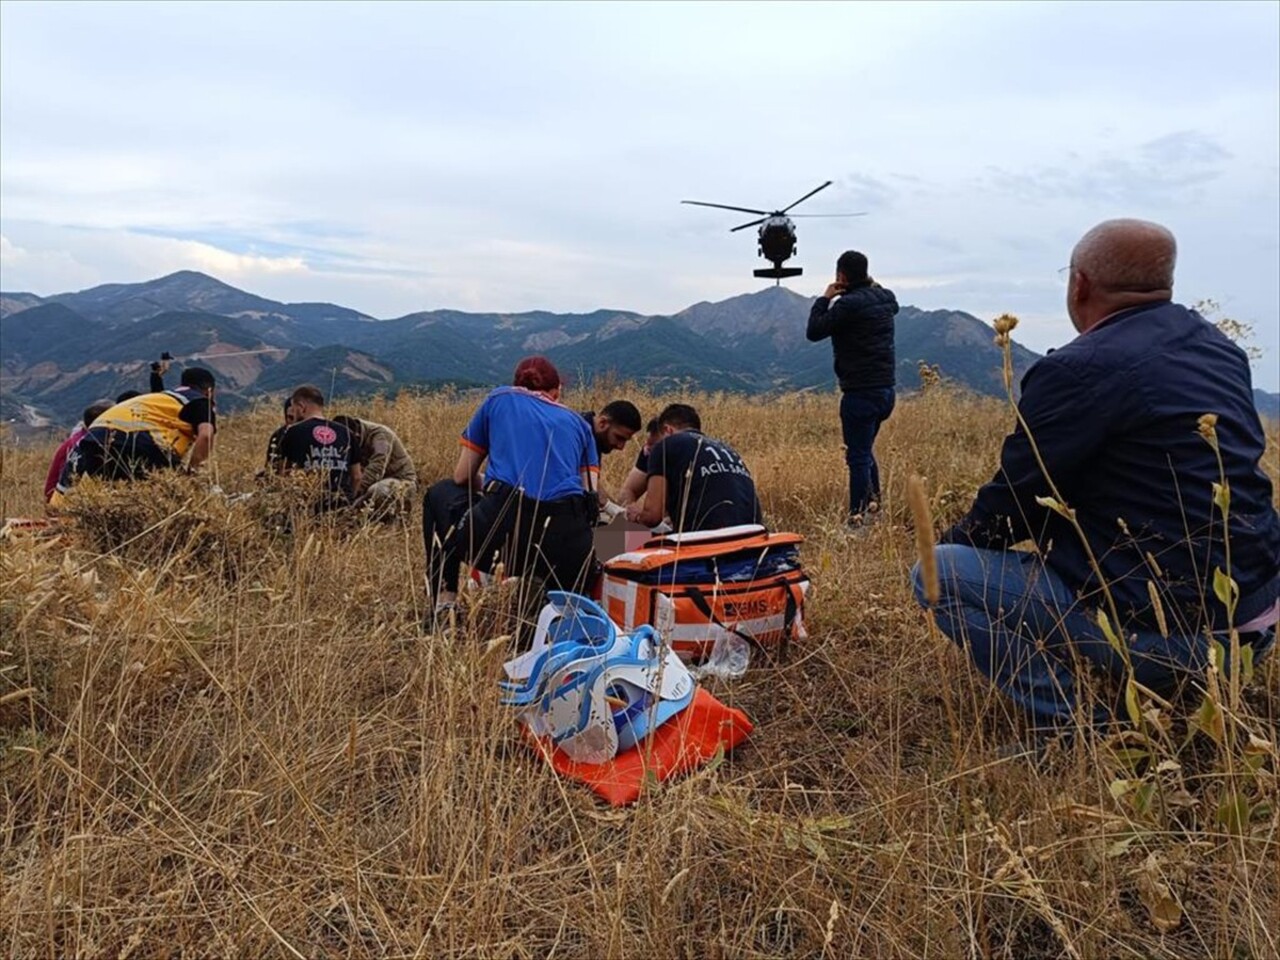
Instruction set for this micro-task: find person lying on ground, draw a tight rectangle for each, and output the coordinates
[911,218,1279,734]
[422,355,599,624]
[626,403,763,533]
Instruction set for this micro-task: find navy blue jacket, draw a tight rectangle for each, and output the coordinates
[943,301,1279,633]
[807,283,898,390]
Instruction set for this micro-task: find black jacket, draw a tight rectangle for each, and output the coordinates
[807,283,898,390]
[942,300,1280,634]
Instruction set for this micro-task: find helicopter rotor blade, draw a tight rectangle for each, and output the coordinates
[730,217,768,232]
[787,212,868,218]
[780,180,834,214]
[681,200,772,215]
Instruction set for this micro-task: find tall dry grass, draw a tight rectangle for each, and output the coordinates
[1,383,1277,959]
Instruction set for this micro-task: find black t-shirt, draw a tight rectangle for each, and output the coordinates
[277,417,356,499]
[646,430,762,532]
[178,395,215,431]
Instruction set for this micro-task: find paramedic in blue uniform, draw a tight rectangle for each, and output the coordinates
[626,403,762,533]
[422,356,600,621]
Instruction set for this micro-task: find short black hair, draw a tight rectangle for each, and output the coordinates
[115,390,143,403]
[181,367,217,392]
[657,403,700,432]
[645,418,660,436]
[332,415,364,446]
[600,400,642,432]
[290,384,325,407]
[836,250,869,285]
[83,400,112,427]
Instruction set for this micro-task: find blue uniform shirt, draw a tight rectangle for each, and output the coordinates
[461,387,599,501]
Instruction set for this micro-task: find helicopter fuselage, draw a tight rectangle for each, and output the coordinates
[755,216,802,279]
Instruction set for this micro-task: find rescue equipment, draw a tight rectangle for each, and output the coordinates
[501,592,695,764]
[600,524,809,662]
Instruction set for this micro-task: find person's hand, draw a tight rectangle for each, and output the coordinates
[823,281,846,299]
[625,503,643,523]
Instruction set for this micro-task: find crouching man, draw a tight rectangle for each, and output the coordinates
[626,403,762,533]
[912,219,1279,733]
[334,415,418,520]
[55,367,217,503]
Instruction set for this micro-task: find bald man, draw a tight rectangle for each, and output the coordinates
[912,218,1279,736]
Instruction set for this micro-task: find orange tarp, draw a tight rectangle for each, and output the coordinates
[523,688,753,806]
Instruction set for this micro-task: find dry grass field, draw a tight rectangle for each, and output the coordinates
[2,381,1278,959]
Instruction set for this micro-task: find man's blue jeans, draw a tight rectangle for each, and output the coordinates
[910,544,1275,728]
[841,386,895,519]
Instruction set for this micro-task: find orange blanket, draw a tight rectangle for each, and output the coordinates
[523,688,752,806]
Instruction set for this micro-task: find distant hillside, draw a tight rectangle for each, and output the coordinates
[0,269,1080,426]
[1255,389,1280,421]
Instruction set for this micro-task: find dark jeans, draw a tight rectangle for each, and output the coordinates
[911,545,1277,729]
[840,386,895,518]
[58,427,178,492]
[422,478,597,598]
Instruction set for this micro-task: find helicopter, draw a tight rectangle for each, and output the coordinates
[682,180,865,282]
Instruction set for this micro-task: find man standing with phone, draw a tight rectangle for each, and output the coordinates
[807,250,899,527]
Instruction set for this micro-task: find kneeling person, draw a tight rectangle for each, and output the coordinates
[56,368,217,496]
[276,385,357,510]
[626,403,762,533]
[422,356,599,619]
[334,415,418,518]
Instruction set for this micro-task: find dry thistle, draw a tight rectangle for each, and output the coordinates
[917,361,943,392]
[906,474,939,604]
[992,313,1019,339]
[1197,413,1220,451]
[993,313,1020,393]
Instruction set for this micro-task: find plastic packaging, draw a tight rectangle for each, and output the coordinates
[690,628,751,680]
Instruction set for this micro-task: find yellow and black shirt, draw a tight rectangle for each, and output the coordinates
[91,387,215,459]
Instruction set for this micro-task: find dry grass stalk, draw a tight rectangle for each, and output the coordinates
[1,384,1277,958]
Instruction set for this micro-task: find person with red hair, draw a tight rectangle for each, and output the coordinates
[421,356,600,630]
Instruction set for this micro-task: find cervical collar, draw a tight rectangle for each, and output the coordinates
[502,593,695,763]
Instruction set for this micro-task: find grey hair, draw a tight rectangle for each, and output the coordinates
[1072,218,1177,293]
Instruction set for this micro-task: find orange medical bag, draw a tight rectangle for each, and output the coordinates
[599,524,809,662]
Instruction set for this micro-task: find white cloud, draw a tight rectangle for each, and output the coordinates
[1,1,1277,386]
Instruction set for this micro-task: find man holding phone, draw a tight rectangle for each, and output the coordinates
[806,250,899,527]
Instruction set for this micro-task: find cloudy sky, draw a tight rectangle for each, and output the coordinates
[2,1,1277,386]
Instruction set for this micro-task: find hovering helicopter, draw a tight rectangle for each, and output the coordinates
[682,180,866,282]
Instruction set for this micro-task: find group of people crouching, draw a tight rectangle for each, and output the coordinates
[44,353,763,628]
[45,371,420,520]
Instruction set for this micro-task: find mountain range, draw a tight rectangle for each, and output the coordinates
[2,271,1275,426]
